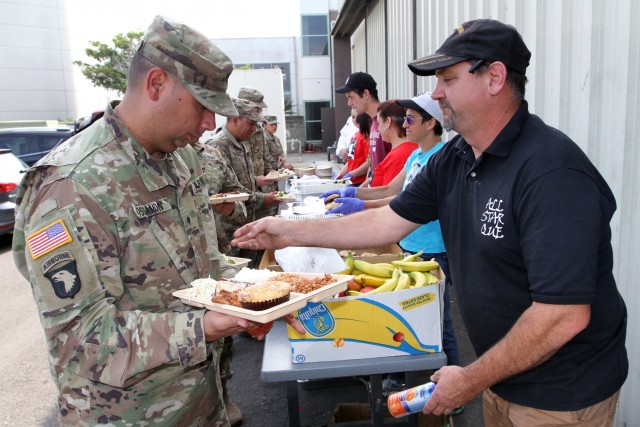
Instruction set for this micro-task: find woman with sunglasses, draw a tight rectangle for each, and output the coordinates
[369,100,418,187]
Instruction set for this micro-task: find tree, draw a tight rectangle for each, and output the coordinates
[73,31,144,95]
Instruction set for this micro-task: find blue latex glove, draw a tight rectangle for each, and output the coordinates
[320,187,357,201]
[343,172,353,179]
[326,197,365,215]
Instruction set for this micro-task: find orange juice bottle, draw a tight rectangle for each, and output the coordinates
[387,381,436,418]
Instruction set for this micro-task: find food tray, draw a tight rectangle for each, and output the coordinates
[276,194,297,202]
[173,273,352,323]
[226,256,251,269]
[265,172,292,181]
[210,192,250,204]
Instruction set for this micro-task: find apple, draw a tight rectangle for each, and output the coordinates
[361,286,376,293]
[347,280,362,292]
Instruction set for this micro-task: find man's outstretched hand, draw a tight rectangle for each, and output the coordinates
[232,217,292,250]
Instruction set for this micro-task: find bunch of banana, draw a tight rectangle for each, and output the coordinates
[335,251,354,275]
[392,253,439,274]
[346,266,437,296]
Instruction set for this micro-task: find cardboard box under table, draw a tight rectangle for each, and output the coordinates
[287,268,444,364]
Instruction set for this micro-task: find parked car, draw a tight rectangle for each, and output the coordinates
[0,127,74,166]
[0,149,27,236]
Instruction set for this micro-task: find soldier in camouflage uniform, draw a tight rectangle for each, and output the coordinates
[207,98,281,266]
[237,89,282,221]
[263,115,291,170]
[237,87,279,183]
[185,141,248,255]
[12,16,302,426]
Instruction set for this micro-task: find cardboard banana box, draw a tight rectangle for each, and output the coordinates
[287,268,444,363]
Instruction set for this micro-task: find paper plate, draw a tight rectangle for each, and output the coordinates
[210,193,250,204]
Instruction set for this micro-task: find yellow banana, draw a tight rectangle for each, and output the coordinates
[375,262,395,269]
[335,251,354,275]
[351,269,363,277]
[391,259,440,272]
[357,274,387,287]
[402,250,423,262]
[408,271,427,287]
[353,259,394,278]
[367,269,402,294]
[395,273,412,291]
[424,272,440,284]
[346,290,362,296]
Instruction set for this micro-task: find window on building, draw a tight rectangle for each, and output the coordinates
[304,101,330,142]
[301,15,328,56]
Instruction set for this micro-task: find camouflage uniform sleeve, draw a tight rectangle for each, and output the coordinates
[263,131,280,171]
[208,137,264,210]
[259,131,277,174]
[12,176,209,388]
[227,201,247,223]
[197,145,248,224]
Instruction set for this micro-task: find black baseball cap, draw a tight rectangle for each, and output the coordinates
[335,72,377,93]
[408,19,531,76]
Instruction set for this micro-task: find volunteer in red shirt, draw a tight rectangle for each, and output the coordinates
[335,113,371,186]
[370,100,418,187]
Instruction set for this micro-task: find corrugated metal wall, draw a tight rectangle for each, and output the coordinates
[351,20,366,73]
[347,0,640,424]
[365,4,387,99]
[385,0,414,99]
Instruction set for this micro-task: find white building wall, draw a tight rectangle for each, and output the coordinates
[351,1,639,424]
[299,0,333,105]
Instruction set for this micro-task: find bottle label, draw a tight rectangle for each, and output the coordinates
[387,382,436,418]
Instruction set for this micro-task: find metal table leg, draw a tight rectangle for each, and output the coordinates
[286,381,300,427]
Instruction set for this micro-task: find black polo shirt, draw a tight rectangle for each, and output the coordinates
[390,101,627,410]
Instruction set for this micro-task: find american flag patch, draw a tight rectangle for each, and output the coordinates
[27,219,73,260]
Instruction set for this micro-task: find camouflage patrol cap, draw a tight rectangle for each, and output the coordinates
[232,98,265,122]
[138,15,238,117]
[238,87,268,108]
[264,115,278,125]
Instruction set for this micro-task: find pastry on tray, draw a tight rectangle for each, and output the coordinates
[239,281,292,311]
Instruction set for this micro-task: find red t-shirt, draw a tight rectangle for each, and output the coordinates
[370,142,418,187]
[346,132,369,185]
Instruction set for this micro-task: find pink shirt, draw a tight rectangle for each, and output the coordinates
[368,118,390,172]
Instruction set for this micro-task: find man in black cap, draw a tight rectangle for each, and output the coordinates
[233,19,628,427]
[336,72,389,186]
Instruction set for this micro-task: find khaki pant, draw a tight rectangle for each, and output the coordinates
[483,388,620,427]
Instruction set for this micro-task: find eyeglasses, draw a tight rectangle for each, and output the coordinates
[469,59,485,74]
[404,115,415,125]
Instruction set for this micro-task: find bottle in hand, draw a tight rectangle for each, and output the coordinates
[387,381,435,418]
